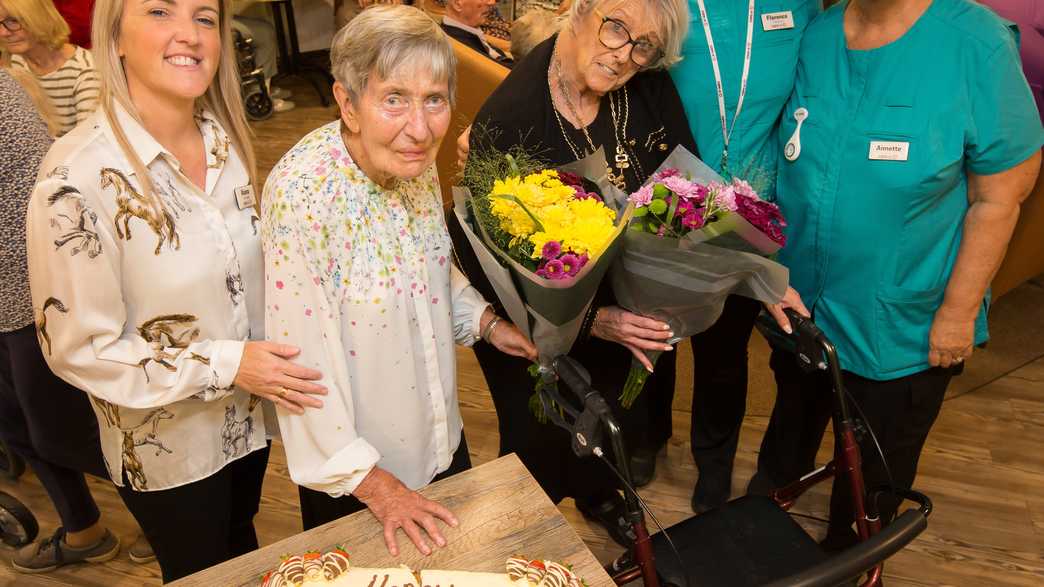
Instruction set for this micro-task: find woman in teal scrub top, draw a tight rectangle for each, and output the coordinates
[644,0,819,512]
[753,0,1042,550]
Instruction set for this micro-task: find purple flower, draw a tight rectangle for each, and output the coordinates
[542,259,566,279]
[559,253,582,277]
[541,241,562,261]
[681,210,705,229]
[691,183,709,203]
[573,188,603,203]
[558,171,583,188]
[629,184,654,207]
[675,197,695,216]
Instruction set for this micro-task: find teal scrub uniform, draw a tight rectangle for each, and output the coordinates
[776,0,1044,380]
[671,0,820,198]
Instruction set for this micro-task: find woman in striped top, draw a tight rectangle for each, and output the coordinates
[0,0,99,136]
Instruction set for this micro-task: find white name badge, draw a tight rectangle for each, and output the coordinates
[235,185,257,210]
[762,11,795,31]
[868,141,910,161]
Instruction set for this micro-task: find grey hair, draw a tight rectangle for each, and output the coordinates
[565,0,689,69]
[330,5,457,105]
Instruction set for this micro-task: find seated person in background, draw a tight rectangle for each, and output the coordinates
[441,0,513,67]
[0,0,98,136]
[510,6,558,62]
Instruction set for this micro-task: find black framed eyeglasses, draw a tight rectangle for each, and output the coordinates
[1,17,22,32]
[597,16,663,68]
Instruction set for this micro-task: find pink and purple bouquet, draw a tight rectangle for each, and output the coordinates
[629,169,786,252]
[606,146,790,407]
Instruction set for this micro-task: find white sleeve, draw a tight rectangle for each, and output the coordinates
[262,185,380,497]
[450,263,489,347]
[25,177,243,409]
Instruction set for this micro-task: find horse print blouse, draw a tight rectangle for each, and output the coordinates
[25,103,267,492]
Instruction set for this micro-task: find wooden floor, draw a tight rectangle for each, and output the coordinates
[1,84,1043,586]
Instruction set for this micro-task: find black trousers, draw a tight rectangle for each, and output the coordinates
[685,295,762,494]
[755,348,951,538]
[473,336,676,504]
[0,325,105,533]
[117,444,270,583]
[297,433,472,530]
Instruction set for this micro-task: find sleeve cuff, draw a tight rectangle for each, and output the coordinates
[296,437,382,498]
[211,339,246,391]
[471,301,490,340]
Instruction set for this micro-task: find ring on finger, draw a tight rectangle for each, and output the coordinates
[277,386,290,398]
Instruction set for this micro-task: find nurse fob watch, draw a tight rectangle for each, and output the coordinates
[784,107,808,161]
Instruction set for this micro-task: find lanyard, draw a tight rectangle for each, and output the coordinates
[696,0,755,174]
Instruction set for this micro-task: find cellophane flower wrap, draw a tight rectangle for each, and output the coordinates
[454,146,631,418]
[606,146,790,407]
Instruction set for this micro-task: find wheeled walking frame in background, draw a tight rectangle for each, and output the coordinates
[233,27,274,122]
[542,309,932,586]
[0,441,39,548]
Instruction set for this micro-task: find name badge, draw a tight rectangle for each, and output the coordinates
[868,141,910,161]
[762,11,795,31]
[235,185,257,210]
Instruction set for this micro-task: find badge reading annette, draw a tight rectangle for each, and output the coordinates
[868,141,910,161]
[761,11,795,31]
[235,185,256,210]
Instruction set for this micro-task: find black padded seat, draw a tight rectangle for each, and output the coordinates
[652,495,830,587]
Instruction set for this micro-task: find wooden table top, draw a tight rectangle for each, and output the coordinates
[171,454,615,586]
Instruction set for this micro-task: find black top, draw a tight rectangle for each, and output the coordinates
[452,34,698,323]
[441,22,514,68]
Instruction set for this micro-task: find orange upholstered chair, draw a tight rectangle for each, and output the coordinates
[434,37,510,206]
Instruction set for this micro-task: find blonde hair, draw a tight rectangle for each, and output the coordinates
[0,0,70,54]
[91,0,257,201]
[5,65,59,135]
[330,4,457,106]
[566,0,688,69]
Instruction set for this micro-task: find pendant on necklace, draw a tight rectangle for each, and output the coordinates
[614,146,631,170]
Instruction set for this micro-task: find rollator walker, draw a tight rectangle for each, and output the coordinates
[542,309,932,587]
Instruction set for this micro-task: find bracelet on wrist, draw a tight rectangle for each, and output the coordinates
[481,315,503,342]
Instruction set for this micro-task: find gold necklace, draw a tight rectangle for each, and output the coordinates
[549,43,632,190]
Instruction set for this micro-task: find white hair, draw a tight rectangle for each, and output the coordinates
[565,0,689,69]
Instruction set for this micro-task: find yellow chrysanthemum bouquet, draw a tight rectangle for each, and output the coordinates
[453,144,631,417]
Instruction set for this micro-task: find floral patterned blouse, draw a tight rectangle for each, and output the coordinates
[25,103,267,492]
[262,121,488,496]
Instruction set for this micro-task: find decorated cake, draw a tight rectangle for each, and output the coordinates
[260,548,586,587]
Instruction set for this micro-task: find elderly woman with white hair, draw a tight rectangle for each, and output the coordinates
[448,0,696,547]
[262,4,536,558]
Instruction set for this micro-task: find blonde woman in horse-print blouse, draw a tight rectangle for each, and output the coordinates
[24,0,325,581]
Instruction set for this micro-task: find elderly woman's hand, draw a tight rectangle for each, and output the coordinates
[233,341,328,414]
[928,308,975,368]
[479,308,538,361]
[456,125,471,170]
[764,286,810,334]
[354,466,458,557]
[590,306,673,372]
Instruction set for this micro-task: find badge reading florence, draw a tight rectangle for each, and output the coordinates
[868,141,910,162]
[762,11,795,31]
[235,184,257,210]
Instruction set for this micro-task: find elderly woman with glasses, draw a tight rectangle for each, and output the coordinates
[448,0,695,547]
[262,5,536,558]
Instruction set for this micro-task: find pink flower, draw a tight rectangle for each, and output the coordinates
[652,168,681,182]
[691,183,710,203]
[731,178,759,200]
[573,187,603,203]
[558,170,583,188]
[663,176,694,198]
[629,184,654,207]
[713,184,739,212]
[542,241,562,260]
